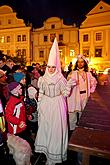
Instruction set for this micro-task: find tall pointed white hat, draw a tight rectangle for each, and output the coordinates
[47,37,61,72]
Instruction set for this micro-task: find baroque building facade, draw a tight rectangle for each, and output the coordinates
[0,5,32,65]
[31,17,79,69]
[79,0,110,71]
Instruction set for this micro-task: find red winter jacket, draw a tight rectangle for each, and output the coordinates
[5,95,26,134]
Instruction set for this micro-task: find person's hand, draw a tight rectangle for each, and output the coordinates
[68,78,78,87]
[19,121,26,128]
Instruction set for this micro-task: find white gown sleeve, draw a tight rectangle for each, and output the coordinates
[61,77,77,97]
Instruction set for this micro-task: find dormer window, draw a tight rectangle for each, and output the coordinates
[8,19,11,24]
[51,24,55,29]
[100,6,103,10]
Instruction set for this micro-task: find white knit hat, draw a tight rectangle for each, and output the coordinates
[47,38,61,72]
[28,86,37,99]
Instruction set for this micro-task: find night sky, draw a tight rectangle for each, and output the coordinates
[0,0,110,28]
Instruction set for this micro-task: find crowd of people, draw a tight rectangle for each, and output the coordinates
[0,38,97,165]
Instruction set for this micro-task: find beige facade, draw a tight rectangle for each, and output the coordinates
[32,17,79,68]
[0,5,32,65]
[79,0,110,71]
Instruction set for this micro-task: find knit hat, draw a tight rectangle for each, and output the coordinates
[47,37,61,73]
[13,72,25,83]
[28,86,37,99]
[8,82,21,95]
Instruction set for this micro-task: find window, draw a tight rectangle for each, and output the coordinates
[22,35,26,41]
[59,34,63,41]
[17,35,21,42]
[7,36,10,42]
[39,50,44,58]
[0,36,5,43]
[59,50,63,58]
[96,32,102,41]
[44,35,48,42]
[22,49,26,56]
[8,19,11,24]
[50,33,56,42]
[83,34,88,42]
[95,47,102,57]
[100,6,103,10]
[17,49,22,57]
[51,24,55,29]
[7,50,10,55]
[22,49,26,60]
[83,48,89,57]
[70,50,75,57]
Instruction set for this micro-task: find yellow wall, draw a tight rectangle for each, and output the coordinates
[32,17,79,67]
[0,5,32,65]
[79,1,110,71]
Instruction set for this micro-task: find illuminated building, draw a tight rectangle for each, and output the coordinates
[79,0,110,72]
[1,1,110,71]
[0,5,32,65]
[32,17,79,69]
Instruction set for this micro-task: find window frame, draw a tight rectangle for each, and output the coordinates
[83,34,89,42]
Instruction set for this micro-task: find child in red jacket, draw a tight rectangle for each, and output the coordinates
[5,82,34,150]
[5,82,26,135]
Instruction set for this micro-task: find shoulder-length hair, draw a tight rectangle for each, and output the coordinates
[74,59,88,72]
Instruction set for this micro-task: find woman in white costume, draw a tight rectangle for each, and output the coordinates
[67,55,97,131]
[34,38,77,165]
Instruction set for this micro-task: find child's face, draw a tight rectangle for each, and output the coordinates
[17,86,22,96]
[20,78,26,85]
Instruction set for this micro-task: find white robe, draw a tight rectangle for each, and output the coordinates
[67,70,97,130]
[67,70,97,112]
[34,72,74,163]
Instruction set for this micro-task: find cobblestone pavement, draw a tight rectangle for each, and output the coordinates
[1,148,110,165]
[30,150,110,165]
